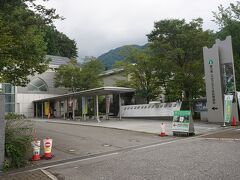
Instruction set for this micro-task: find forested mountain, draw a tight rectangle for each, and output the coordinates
[98,44,147,70]
[44,26,78,58]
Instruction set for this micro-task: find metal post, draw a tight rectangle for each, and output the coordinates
[42,101,44,118]
[73,98,75,120]
[119,94,122,120]
[35,102,38,118]
[64,99,67,120]
[105,95,110,120]
[59,101,61,119]
[96,95,100,123]
[0,93,5,171]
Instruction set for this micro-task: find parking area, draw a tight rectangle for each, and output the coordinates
[35,117,223,136]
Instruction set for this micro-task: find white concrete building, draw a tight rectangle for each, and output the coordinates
[1,55,70,117]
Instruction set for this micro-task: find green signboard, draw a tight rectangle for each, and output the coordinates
[172,110,194,133]
[224,94,233,123]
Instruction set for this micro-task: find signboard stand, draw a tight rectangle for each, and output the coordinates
[172,110,195,136]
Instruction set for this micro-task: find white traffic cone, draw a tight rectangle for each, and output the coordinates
[159,123,167,137]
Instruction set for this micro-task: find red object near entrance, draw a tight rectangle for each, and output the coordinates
[231,116,237,126]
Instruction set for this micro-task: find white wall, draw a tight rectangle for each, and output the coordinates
[121,102,182,118]
[16,93,57,118]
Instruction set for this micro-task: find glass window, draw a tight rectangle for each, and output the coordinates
[5,94,15,103]
[5,104,15,112]
[3,84,15,94]
[28,78,48,92]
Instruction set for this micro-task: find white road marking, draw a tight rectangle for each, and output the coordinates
[204,138,240,141]
[40,152,119,170]
[41,169,58,180]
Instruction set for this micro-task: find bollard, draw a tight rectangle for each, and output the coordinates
[43,137,53,159]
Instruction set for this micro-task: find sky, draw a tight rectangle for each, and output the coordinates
[42,0,237,61]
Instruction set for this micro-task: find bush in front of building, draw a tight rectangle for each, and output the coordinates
[4,113,33,170]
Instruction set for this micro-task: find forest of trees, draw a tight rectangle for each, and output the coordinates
[0,0,77,86]
[115,2,240,104]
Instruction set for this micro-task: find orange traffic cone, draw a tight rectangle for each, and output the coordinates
[231,116,237,126]
[159,123,167,137]
[31,140,41,161]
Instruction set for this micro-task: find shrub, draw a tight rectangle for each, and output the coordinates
[4,113,33,169]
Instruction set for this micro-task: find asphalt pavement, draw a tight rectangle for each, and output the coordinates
[1,118,239,180]
[46,134,240,180]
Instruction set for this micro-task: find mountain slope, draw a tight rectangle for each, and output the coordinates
[98,44,147,70]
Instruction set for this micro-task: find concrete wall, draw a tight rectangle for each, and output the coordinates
[15,70,69,118]
[121,102,182,118]
[0,95,5,170]
[16,93,57,118]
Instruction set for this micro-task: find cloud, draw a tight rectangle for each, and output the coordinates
[41,0,236,60]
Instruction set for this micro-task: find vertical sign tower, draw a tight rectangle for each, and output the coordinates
[203,36,238,123]
[203,44,224,122]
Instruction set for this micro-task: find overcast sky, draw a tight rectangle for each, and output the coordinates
[42,0,237,61]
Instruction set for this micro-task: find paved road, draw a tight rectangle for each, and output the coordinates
[40,118,221,135]
[46,133,240,180]
[32,121,178,166]
[2,121,239,180]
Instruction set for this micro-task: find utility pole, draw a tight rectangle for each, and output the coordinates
[0,85,5,171]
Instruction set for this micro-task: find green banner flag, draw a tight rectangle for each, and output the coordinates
[224,94,233,123]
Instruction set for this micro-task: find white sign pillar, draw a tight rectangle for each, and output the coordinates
[96,95,101,123]
[105,95,110,120]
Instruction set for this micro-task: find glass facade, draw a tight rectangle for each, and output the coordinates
[2,83,15,112]
[28,78,48,91]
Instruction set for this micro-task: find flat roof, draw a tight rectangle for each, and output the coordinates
[33,86,135,102]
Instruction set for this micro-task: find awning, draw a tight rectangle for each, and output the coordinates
[33,86,135,102]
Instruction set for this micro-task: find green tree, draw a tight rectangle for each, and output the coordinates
[80,57,104,90]
[213,1,240,90]
[115,47,165,103]
[147,18,214,104]
[44,26,78,58]
[54,57,104,91]
[54,59,81,92]
[0,0,60,86]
